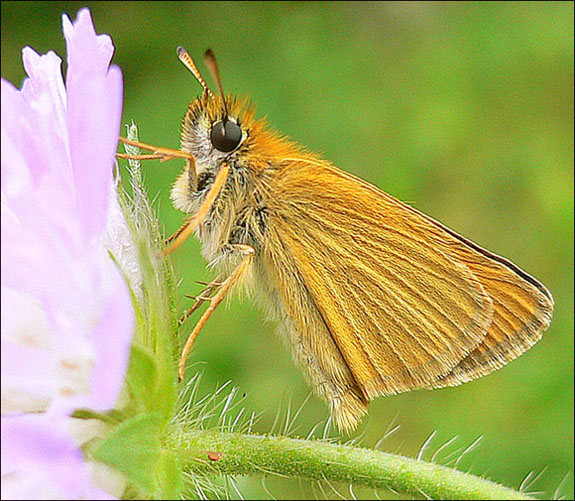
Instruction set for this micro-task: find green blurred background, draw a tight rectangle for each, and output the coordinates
[2,2,573,499]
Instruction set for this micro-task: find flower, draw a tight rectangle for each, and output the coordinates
[1,8,133,499]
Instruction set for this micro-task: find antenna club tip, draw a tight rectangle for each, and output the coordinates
[205,48,214,58]
[176,46,187,56]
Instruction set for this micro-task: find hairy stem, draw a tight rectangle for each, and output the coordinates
[168,429,533,500]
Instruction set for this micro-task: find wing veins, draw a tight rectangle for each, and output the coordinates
[298,209,482,337]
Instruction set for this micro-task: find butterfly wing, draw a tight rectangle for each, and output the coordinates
[420,217,554,387]
[259,157,552,428]
[260,158,494,428]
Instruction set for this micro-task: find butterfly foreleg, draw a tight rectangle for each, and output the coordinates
[162,163,231,256]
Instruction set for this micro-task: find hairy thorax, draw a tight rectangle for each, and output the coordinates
[170,158,269,273]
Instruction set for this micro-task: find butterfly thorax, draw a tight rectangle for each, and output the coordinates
[170,94,295,269]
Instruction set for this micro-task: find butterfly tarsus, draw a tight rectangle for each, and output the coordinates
[179,276,223,326]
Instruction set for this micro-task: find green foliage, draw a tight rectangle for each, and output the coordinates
[88,412,183,499]
[89,413,165,496]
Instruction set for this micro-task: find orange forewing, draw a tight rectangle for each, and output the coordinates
[264,157,552,401]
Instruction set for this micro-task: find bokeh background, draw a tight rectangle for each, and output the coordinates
[2,2,573,499]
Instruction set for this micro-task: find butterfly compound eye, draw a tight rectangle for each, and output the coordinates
[210,120,242,152]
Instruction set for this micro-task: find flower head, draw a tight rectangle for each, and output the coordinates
[1,8,133,499]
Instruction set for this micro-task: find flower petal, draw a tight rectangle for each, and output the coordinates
[1,415,112,499]
[1,7,134,498]
[63,8,123,239]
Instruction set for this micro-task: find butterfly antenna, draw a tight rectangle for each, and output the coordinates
[176,46,214,98]
[204,49,229,120]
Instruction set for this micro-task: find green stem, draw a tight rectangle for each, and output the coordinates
[168,429,533,500]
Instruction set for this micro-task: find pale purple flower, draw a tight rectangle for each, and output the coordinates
[1,8,133,499]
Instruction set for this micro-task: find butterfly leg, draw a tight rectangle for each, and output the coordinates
[162,163,230,256]
[179,276,223,326]
[164,218,194,247]
[178,244,255,381]
[117,136,198,188]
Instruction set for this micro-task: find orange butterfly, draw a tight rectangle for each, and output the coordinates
[118,48,553,431]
